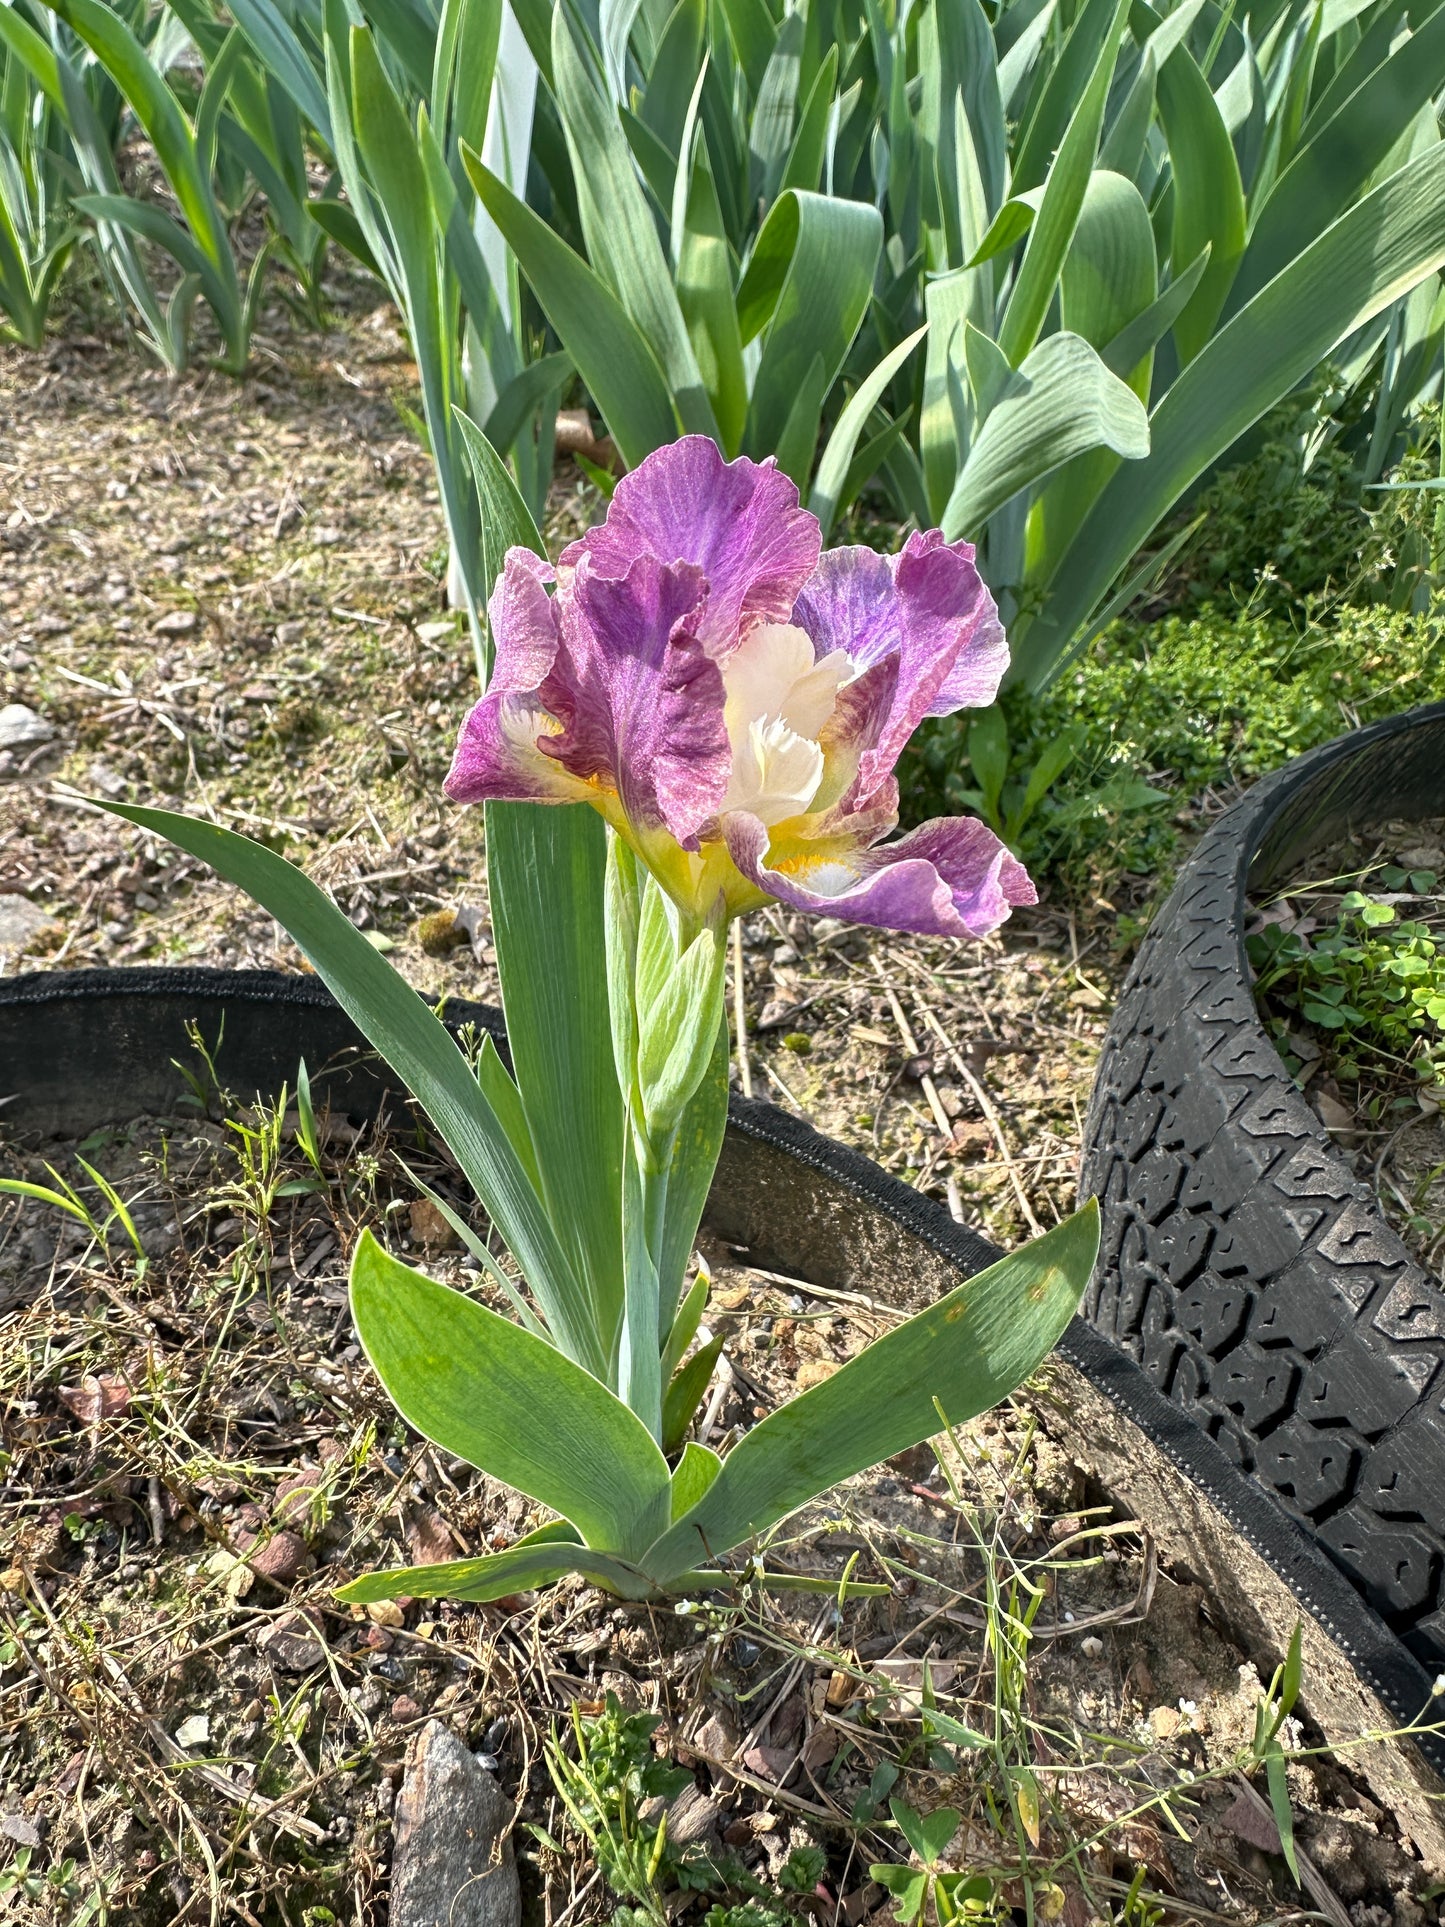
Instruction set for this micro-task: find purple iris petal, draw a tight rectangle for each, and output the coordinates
[792,532,1007,810]
[895,531,1007,715]
[487,547,560,690]
[724,813,1035,940]
[542,554,731,849]
[561,436,820,653]
[446,549,571,806]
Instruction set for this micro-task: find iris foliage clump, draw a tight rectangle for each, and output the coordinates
[8,0,1445,688]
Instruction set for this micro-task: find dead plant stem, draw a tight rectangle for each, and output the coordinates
[918,1005,1045,1237]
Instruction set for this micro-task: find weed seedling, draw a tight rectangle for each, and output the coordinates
[0,1846,114,1923]
[547,1695,832,1927]
[870,1799,999,1925]
[0,1158,148,1277]
[1250,876,1445,1086]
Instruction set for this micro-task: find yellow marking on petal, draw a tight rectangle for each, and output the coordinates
[609,824,760,926]
[755,822,868,885]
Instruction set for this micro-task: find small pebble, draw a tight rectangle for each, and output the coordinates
[245,1529,308,1584]
[153,608,197,636]
[0,896,49,950]
[0,703,54,750]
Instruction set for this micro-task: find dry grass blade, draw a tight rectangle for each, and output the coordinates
[919,1002,1047,1236]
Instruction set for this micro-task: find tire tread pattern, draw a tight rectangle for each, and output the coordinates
[1082,704,1445,1663]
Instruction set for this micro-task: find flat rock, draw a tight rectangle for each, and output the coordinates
[0,703,54,750]
[259,1613,326,1673]
[390,1721,520,1927]
[0,896,49,950]
[86,760,126,798]
[153,609,197,635]
[671,1785,725,1847]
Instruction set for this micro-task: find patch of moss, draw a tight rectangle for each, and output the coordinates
[415,908,466,956]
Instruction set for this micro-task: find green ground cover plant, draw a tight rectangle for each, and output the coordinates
[904,599,1445,907]
[1251,878,1445,1090]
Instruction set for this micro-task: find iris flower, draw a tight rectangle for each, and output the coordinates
[446,438,1034,939]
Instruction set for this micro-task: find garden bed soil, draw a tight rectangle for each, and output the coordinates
[3,1092,1439,1927]
[1248,815,1445,1278]
[4,306,1440,1923]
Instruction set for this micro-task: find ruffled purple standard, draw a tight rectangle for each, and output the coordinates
[446,437,1034,941]
[560,436,820,651]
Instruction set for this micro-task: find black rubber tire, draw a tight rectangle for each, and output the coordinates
[1082,700,1445,1669]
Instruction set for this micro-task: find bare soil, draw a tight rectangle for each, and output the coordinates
[4,1095,1433,1927]
[2,305,1440,1927]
